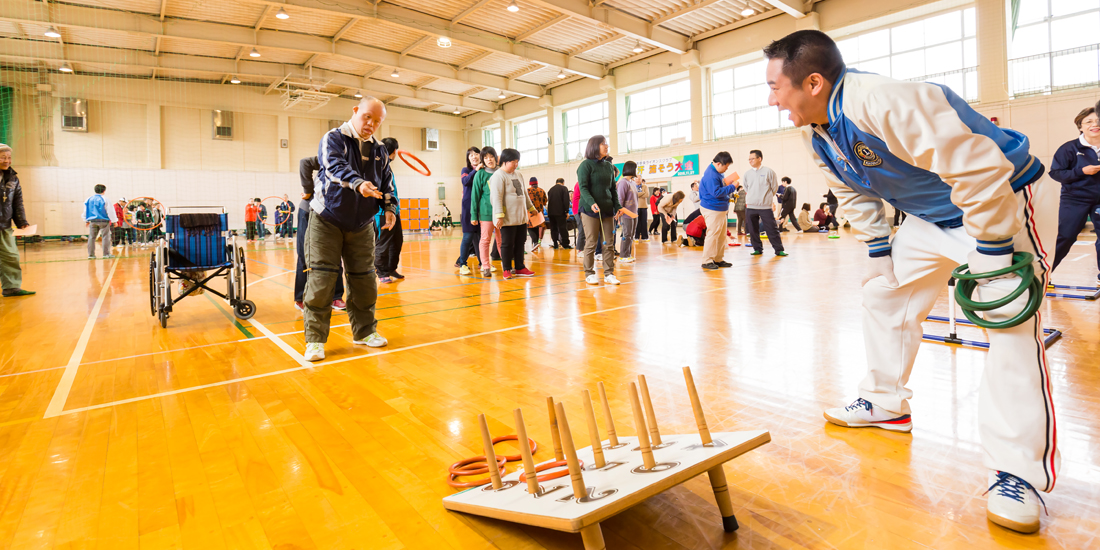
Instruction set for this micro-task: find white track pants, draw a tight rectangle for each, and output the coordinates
[859,177,1060,493]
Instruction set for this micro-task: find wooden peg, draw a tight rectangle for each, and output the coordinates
[513,408,540,495]
[627,382,657,469]
[581,390,606,468]
[597,382,619,447]
[637,374,663,446]
[547,396,565,461]
[554,402,587,500]
[682,366,712,445]
[478,413,503,490]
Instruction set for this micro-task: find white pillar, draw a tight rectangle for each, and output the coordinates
[976,0,1009,103]
[682,50,705,144]
[539,95,558,165]
[601,76,623,156]
[147,103,162,169]
[277,114,289,172]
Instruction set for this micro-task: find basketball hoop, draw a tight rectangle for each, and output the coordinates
[397,149,431,176]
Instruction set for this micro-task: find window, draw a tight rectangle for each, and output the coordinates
[513,117,549,166]
[835,8,978,101]
[483,126,500,151]
[625,80,691,152]
[1008,0,1100,96]
[562,101,609,162]
[711,60,794,140]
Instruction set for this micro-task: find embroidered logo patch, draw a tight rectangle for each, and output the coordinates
[853,141,883,167]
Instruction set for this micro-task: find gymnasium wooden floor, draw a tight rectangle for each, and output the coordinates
[1,227,1098,549]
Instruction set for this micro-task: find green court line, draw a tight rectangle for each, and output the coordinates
[203,293,255,339]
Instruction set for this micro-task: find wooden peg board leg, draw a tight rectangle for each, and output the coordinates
[707,466,738,531]
[580,524,606,550]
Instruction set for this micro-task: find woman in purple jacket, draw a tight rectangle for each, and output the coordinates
[455,147,482,275]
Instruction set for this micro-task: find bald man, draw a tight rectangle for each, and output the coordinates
[304,97,396,361]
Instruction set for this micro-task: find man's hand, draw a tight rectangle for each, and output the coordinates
[967,249,1016,284]
[1083,164,1100,176]
[301,192,312,200]
[382,211,396,230]
[18,224,29,230]
[494,217,504,228]
[357,181,383,199]
[723,171,740,185]
[619,207,637,219]
[862,255,899,287]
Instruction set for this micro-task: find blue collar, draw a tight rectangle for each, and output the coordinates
[826,66,848,126]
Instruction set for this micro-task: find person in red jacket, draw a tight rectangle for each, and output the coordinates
[112,198,131,246]
[244,199,260,241]
[648,188,663,234]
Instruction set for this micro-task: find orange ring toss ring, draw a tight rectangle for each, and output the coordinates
[125,197,165,231]
[447,459,509,488]
[448,455,508,476]
[259,196,294,227]
[489,435,538,462]
[397,149,431,176]
[514,459,584,482]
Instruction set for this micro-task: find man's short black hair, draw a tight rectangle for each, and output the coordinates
[781,176,791,184]
[749,149,763,159]
[381,137,399,156]
[499,148,521,164]
[555,178,565,184]
[94,184,106,194]
[763,30,846,86]
[621,161,637,178]
[713,152,733,165]
[584,135,607,160]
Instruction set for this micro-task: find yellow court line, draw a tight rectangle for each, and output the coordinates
[43,256,121,419]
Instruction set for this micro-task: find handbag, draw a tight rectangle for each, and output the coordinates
[528,210,545,228]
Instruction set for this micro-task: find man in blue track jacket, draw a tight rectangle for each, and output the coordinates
[765,30,1058,534]
[304,97,396,362]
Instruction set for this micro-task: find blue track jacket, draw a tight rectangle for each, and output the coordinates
[312,122,395,231]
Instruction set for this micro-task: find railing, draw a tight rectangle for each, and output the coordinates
[905,67,978,102]
[1009,43,1100,97]
[704,105,795,142]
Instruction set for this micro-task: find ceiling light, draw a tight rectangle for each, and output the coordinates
[45,26,61,38]
[230,75,241,84]
[354,89,362,98]
[249,47,261,58]
[437,36,452,48]
[390,68,400,78]
[507,0,520,12]
[557,69,567,79]
[497,90,506,99]
[59,62,73,73]
[632,40,644,53]
[275,7,289,19]
[453,107,461,115]
[741,7,755,16]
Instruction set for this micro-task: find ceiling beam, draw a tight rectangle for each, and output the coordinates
[689,8,782,41]
[651,0,728,27]
[451,0,493,25]
[158,0,168,21]
[303,53,319,68]
[254,5,274,30]
[0,2,547,98]
[0,40,499,112]
[400,36,430,57]
[507,65,544,80]
[521,0,690,54]
[514,14,570,43]
[331,17,359,42]
[569,33,623,56]
[457,51,491,71]
[759,0,807,18]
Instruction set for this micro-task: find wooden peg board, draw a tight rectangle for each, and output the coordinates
[442,430,770,533]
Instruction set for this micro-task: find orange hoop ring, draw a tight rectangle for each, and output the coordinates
[514,459,584,482]
[397,149,431,176]
[448,455,508,476]
[125,197,165,231]
[445,435,537,488]
[258,196,294,227]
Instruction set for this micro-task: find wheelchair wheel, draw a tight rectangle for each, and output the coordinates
[158,309,168,328]
[237,247,247,301]
[234,299,256,320]
[148,252,157,316]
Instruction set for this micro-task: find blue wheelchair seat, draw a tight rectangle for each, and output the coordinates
[166,213,232,270]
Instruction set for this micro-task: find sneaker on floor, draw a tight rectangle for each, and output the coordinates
[823,398,912,432]
[481,269,492,277]
[532,243,541,252]
[515,268,535,277]
[502,270,513,279]
[104,254,117,259]
[563,245,573,249]
[717,261,732,267]
[304,343,325,362]
[391,272,405,279]
[619,256,635,263]
[294,301,304,312]
[353,332,388,348]
[750,250,763,256]
[986,471,1044,534]
[332,299,346,311]
[702,262,720,270]
[604,274,620,285]
[596,254,603,261]
[776,251,789,257]
[458,265,472,275]
[489,265,498,272]
[586,274,600,285]
[2,288,35,297]
[379,276,393,283]
[88,255,96,259]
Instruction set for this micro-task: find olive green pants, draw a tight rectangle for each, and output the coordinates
[0,228,22,290]
[303,211,379,343]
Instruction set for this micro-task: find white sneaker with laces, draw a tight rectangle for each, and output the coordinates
[585,275,600,285]
[458,265,472,275]
[304,343,325,362]
[823,398,912,432]
[618,257,635,263]
[596,254,603,261]
[986,471,1044,534]
[604,274,620,285]
[354,332,388,348]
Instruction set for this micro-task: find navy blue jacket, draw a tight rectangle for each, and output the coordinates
[311,122,395,231]
[1050,137,1100,204]
[460,167,479,234]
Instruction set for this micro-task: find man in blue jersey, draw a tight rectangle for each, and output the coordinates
[765,30,1059,534]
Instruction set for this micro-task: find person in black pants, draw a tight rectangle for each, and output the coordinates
[375,137,405,283]
[1049,105,1100,284]
[746,208,784,254]
[294,156,344,310]
[777,177,798,231]
[546,178,571,248]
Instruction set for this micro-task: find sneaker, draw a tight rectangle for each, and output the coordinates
[458,265,472,275]
[1,288,35,297]
[502,270,513,279]
[353,332,388,348]
[489,265,497,272]
[379,276,393,283]
[586,275,599,285]
[332,299,347,311]
[823,398,912,432]
[717,261,732,268]
[104,254,117,259]
[481,269,492,277]
[532,243,541,252]
[776,251,789,257]
[515,268,535,277]
[88,255,96,259]
[391,272,405,279]
[702,262,720,270]
[619,256,635,263]
[563,245,573,249]
[596,254,603,261]
[750,251,763,256]
[604,274,620,285]
[986,471,1044,534]
[294,301,304,312]
[304,343,325,362]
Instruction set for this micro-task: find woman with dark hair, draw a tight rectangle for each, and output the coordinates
[578,135,633,285]
[489,148,537,279]
[657,190,685,243]
[1049,106,1100,284]
[456,146,483,275]
[615,161,641,262]
[470,146,502,277]
[648,188,663,234]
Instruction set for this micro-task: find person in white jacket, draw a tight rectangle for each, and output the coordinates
[490,148,537,279]
[764,30,1058,534]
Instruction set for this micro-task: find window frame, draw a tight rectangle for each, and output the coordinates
[1007,0,1100,96]
[512,116,550,167]
[561,100,610,163]
[624,79,693,153]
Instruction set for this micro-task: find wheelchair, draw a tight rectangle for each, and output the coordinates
[149,207,255,328]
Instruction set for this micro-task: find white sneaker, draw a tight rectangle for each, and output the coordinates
[823,398,912,432]
[986,471,1043,534]
[353,332,388,348]
[458,265,472,275]
[586,275,600,285]
[489,265,497,272]
[618,256,635,263]
[596,254,603,261]
[604,274,620,285]
[304,343,325,362]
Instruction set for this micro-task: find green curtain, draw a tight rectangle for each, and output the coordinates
[1009,0,1020,39]
[0,86,12,146]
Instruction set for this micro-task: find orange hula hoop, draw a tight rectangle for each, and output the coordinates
[258,196,294,227]
[445,435,537,488]
[397,150,431,176]
[124,197,165,231]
